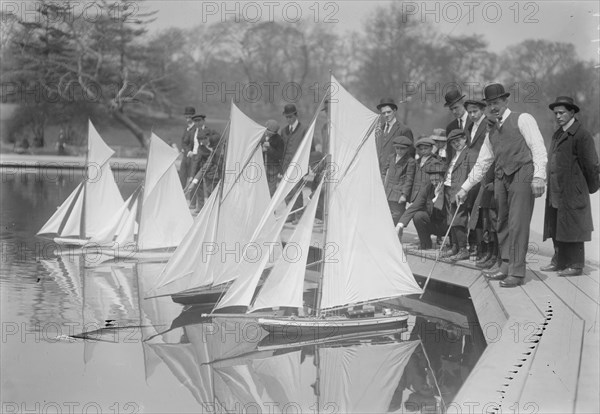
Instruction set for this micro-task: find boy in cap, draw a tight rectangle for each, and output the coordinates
[384,136,416,226]
[262,119,284,196]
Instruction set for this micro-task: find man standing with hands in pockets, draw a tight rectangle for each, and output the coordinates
[456,83,547,287]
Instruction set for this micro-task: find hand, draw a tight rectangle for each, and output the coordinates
[399,195,407,204]
[484,182,494,192]
[187,151,193,158]
[531,177,545,198]
[395,222,404,238]
[456,188,467,204]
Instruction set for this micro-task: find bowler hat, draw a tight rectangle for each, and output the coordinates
[192,114,206,121]
[548,96,580,113]
[377,97,398,111]
[283,104,298,116]
[265,119,279,132]
[447,129,466,142]
[415,136,436,147]
[184,106,196,116]
[483,83,510,101]
[444,89,466,107]
[392,136,412,147]
[464,99,486,109]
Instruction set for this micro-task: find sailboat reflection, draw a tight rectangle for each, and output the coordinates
[145,307,456,413]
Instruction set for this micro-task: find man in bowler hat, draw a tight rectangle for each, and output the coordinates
[457,83,547,287]
[375,98,414,180]
[541,96,599,276]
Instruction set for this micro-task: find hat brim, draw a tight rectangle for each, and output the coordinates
[483,92,510,102]
[444,94,466,107]
[377,103,398,111]
[464,100,486,108]
[549,102,580,113]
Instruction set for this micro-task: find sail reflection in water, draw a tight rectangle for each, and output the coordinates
[145,312,454,413]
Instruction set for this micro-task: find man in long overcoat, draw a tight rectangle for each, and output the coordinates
[542,96,600,276]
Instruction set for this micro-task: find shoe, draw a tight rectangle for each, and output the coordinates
[540,263,561,272]
[499,276,524,287]
[448,248,470,261]
[476,252,492,266]
[439,247,458,259]
[477,256,497,269]
[484,271,507,281]
[482,262,502,275]
[558,267,583,277]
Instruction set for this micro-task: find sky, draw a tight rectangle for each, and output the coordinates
[144,0,600,64]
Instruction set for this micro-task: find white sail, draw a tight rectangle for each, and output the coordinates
[84,120,124,238]
[137,133,193,251]
[37,120,124,240]
[209,103,271,286]
[37,182,84,236]
[250,179,324,312]
[153,103,271,295]
[320,76,422,310]
[88,190,138,246]
[213,189,301,311]
[59,183,85,237]
[251,118,317,243]
[151,185,221,295]
[318,340,420,413]
[113,194,139,247]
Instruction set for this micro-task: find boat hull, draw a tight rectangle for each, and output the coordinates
[258,313,409,340]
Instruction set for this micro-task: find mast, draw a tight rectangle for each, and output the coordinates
[80,122,91,239]
[134,136,150,249]
[315,72,333,317]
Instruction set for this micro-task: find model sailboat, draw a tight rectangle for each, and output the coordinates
[208,75,422,335]
[104,133,193,259]
[37,120,125,246]
[148,102,315,304]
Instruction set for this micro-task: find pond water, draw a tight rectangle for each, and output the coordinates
[1,168,486,413]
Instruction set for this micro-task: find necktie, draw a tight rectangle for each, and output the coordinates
[458,119,463,130]
[385,123,390,134]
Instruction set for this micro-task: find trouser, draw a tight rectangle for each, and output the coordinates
[414,211,447,249]
[179,155,191,186]
[494,163,535,278]
[388,200,407,226]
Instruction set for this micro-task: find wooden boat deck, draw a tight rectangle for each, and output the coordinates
[405,245,599,413]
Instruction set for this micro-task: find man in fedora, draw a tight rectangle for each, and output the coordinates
[179,106,197,186]
[457,83,548,287]
[375,97,414,180]
[541,96,599,276]
[384,136,416,226]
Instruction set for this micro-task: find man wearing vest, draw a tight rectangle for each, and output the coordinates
[457,83,547,287]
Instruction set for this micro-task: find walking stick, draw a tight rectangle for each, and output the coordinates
[419,200,463,299]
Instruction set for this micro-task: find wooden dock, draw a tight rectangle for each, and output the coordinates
[405,246,599,413]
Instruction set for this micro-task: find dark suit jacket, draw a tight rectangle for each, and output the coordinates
[410,155,445,203]
[467,117,487,153]
[280,122,310,173]
[384,153,415,202]
[181,125,197,152]
[261,132,284,173]
[376,120,414,178]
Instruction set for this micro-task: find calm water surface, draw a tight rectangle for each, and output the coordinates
[1,168,486,413]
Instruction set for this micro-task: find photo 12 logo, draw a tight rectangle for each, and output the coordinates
[401,1,540,24]
[200,1,340,24]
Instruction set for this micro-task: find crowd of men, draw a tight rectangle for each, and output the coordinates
[178,82,599,288]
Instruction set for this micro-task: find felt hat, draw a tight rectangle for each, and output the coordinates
[184,106,196,116]
[415,136,436,147]
[265,119,279,132]
[444,89,466,107]
[548,96,580,113]
[283,104,298,116]
[192,114,206,121]
[483,83,510,101]
[377,97,398,111]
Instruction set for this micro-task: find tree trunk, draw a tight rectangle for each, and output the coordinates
[111,110,146,148]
